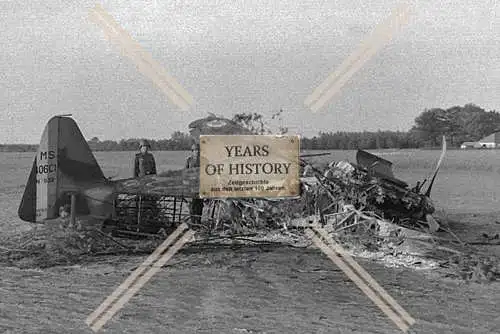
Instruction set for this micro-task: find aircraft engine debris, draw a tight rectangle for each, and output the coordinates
[296,137,447,234]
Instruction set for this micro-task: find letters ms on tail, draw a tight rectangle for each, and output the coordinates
[199,135,300,198]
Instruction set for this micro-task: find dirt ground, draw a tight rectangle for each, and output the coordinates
[1,212,500,334]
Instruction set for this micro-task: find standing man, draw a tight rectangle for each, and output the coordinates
[186,143,203,224]
[134,139,157,177]
[185,143,200,169]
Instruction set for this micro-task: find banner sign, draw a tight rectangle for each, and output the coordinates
[199,135,300,198]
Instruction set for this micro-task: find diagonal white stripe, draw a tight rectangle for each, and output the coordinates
[85,222,189,327]
[90,229,196,332]
[306,229,410,332]
[89,4,194,111]
[305,5,408,107]
[305,4,410,112]
[91,4,194,104]
[312,224,415,326]
[89,6,192,110]
[309,8,409,112]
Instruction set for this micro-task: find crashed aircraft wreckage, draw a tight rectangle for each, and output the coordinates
[303,136,446,233]
[18,115,446,239]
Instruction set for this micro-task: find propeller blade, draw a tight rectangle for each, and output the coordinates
[425,135,447,197]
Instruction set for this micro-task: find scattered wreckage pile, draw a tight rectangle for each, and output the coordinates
[213,149,442,234]
[207,149,500,282]
[0,218,162,268]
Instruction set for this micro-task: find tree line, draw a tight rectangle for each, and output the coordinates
[301,104,500,150]
[0,144,38,152]
[410,104,500,147]
[86,131,193,151]
[2,104,499,152]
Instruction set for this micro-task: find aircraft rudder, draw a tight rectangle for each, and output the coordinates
[18,115,106,223]
[18,158,38,222]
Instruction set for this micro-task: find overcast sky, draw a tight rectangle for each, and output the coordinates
[1,0,499,144]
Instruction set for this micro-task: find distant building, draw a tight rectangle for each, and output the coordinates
[477,132,500,148]
[460,141,479,149]
[461,131,500,149]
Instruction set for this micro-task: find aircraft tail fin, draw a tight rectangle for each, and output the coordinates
[18,116,106,223]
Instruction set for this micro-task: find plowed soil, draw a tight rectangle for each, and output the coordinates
[1,212,500,334]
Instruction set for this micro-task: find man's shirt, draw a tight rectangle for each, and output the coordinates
[134,152,157,177]
[185,154,200,169]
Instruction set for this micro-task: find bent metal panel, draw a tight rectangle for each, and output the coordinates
[199,135,300,198]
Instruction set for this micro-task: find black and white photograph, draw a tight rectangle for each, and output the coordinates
[1,1,499,333]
